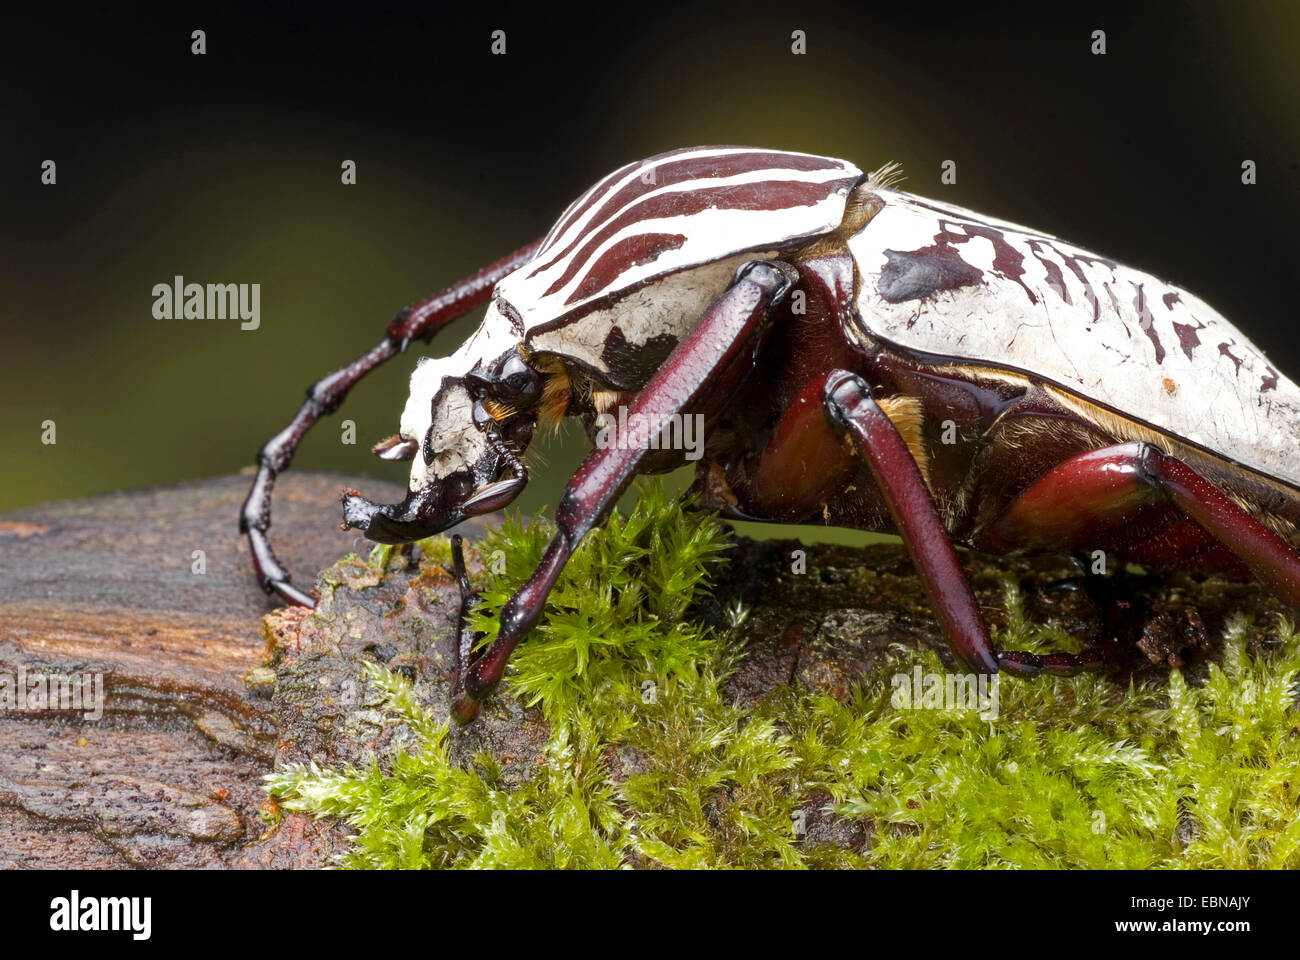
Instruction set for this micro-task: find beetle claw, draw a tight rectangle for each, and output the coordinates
[462,477,525,515]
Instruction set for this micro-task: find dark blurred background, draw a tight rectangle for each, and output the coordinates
[2,1,1297,543]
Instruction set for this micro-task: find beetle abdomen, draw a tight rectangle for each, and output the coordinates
[848,190,1300,488]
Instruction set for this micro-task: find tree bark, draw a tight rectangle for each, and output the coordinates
[0,473,412,868]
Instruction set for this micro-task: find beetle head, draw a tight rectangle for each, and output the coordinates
[341,302,541,543]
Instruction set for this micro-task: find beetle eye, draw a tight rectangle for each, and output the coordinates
[503,370,539,399]
[496,354,540,401]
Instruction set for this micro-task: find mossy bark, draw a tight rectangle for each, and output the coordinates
[0,474,1285,868]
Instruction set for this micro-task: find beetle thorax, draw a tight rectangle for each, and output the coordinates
[496,146,864,385]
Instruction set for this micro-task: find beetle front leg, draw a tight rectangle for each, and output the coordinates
[451,259,800,722]
[240,240,543,607]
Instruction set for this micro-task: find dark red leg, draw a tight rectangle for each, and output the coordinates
[981,441,1300,611]
[822,371,1003,675]
[239,240,542,607]
[451,260,799,722]
[448,534,478,681]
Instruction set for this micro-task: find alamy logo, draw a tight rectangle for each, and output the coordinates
[49,890,151,940]
[891,666,999,721]
[593,407,705,461]
[152,275,260,330]
[0,665,103,720]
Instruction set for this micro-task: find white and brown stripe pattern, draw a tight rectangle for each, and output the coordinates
[500,146,862,331]
[498,147,861,380]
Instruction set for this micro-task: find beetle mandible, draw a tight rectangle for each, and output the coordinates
[240,146,1300,723]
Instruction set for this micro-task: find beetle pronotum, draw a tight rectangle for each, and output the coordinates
[241,146,1300,723]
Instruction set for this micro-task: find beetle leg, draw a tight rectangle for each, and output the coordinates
[448,534,479,683]
[450,260,800,722]
[239,240,543,607]
[966,441,1300,675]
[982,440,1300,612]
[822,370,1003,675]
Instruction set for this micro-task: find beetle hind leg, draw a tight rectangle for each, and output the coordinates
[825,376,1300,677]
[980,441,1300,675]
[979,440,1300,614]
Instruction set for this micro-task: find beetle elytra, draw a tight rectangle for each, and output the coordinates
[240,146,1300,723]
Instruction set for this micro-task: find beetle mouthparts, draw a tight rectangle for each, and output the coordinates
[461,476,526,515]
[341,491,382,531]
[372,434,419,462]
[340,488,459,544]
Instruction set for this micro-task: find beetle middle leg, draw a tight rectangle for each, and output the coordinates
[450,260,801,722]
[821,370,1012,674]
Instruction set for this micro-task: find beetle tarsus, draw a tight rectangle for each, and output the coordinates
[448,534,486,722]
[997,647,1104,677]
[461,417,530,515]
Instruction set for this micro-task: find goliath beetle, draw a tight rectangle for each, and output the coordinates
[240,146,1300,723]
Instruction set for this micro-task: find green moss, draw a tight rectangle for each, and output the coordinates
[266,481,1300,869]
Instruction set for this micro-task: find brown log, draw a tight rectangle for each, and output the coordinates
[0,472,411,868]
[0,473,1279,868]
